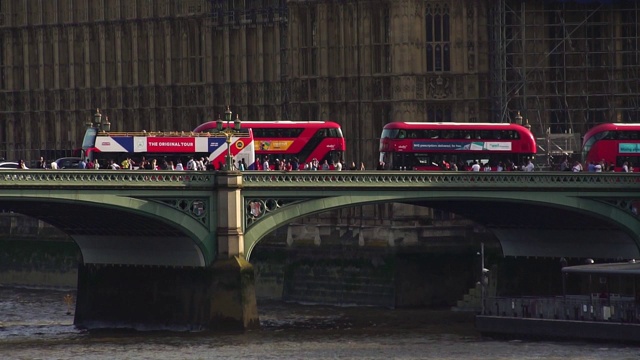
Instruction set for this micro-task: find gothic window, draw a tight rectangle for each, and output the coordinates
[187,19,204,83]
[0,33,4,90]
[373,103,393,134]
[300,5,317,76]
[105,26,116,87]
[300,103,319,120]
[427,106,452,122]
[186,0,203,14]
[137,24,149,85]
[28,30,39,89]
[425,3,450,72]
[372,4,391,74]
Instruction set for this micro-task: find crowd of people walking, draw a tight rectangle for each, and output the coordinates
[11,154,637,173]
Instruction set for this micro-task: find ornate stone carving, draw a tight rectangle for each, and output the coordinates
[245,198,302,228]
[36,92,44,110]
[166,86,173,107]
[148,87,155,108]
[456,76,464,98]
[469,103,477,122]
[115,88,123,108]
[68,89,76,110]
[428,75,450,99]
[416,76,425,99]
[466,4,475,72]
[319,79,328,102]
[604,199,640,217]
[133,87,139,108]
[257,83,265,105]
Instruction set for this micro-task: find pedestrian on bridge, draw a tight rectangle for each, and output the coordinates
[572,161,583,172]
[524,160,535,172]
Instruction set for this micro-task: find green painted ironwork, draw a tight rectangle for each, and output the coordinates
[0,170,217,266]
[241,171,640,259]
[242,171,640,189]
[242,171,640,228]
[0,170,638,263]
[155,198,210,226]
[0,170,215,188]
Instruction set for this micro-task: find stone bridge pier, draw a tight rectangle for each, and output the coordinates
[73,172,259,332]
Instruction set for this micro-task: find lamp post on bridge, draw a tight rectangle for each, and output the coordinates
[90,108,111,132]
[92,109,102,129]
[216,106,242,171]
[480,242,489,315]
[515,111,522,125]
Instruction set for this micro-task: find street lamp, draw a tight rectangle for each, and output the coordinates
[216,106,242,171]
[93,108,102,130]
[480,242,489,315]
[91,108,111,132]
[515,111,523,125]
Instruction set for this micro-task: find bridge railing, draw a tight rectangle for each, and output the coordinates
[0,170,637,190]
[487,295,640,323]
[0,170,215,188]
[242,171,640,189]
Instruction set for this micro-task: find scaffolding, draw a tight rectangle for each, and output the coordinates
[5,0,640,165]
[489,0,640,143]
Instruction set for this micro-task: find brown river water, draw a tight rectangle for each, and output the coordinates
[0,287,637,359]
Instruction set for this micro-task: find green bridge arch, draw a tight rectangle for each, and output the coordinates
[242,172,640,260]
[0,170,638,266]
[0,171,217,267]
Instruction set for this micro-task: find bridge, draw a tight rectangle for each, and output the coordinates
[0,170,638,331]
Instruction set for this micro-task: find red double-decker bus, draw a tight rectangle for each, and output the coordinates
[194,120,345,169]
[379,122,537,170]
[582,123,640,172]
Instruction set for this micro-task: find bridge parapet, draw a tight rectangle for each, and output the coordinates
[242,171,640,190]
[0,170,635,191]
[0,170,215,188]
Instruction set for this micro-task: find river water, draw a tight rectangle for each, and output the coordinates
[0,287,638,359]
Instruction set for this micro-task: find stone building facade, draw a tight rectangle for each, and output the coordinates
[0,0,488,166]
[1,0,639,164]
